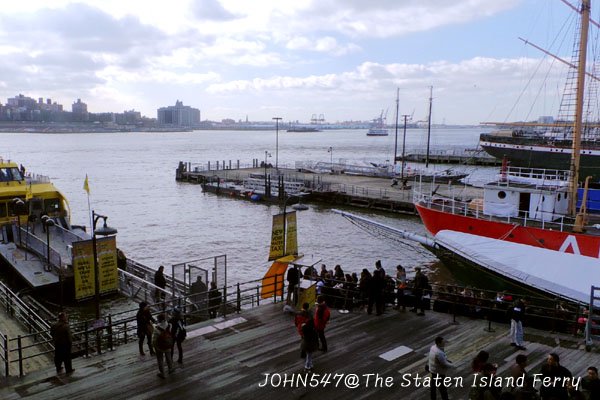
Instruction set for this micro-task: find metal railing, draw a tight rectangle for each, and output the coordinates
[0,273,287,377]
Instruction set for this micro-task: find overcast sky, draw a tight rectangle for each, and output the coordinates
[0,0,593,124]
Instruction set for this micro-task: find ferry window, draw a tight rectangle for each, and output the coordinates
[9,168,22,181]
[0,169,8,182]
[0,203,6,218]
[557,193,561,201]
[497,191,506,199]
[44,199,60,214]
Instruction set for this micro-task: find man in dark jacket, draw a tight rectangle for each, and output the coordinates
[411,268,429,316]
[539,353,572,400]
[50,312,74,374]
[154,265,167,301]
[508,299,526,350]
[286,265,300,305]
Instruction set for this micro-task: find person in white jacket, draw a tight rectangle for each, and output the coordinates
[427,336,454,400]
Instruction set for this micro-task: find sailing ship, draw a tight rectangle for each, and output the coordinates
[415,1,600,264]
[479,2,600,180]
[394,87,468,184]
[367,110,389,136]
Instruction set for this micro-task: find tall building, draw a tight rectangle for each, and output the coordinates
[72,98,89,122]
[157,100,200,127]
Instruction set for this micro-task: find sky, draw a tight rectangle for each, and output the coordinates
[0,0,595,125]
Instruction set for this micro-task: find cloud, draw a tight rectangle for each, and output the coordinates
[286,36,360,56]
[190,0,239,21]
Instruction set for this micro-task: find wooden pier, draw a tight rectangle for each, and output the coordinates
[2,301,599,399]
[176,162,483,215]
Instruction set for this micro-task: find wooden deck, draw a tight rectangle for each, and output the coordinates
[1,303,598,399]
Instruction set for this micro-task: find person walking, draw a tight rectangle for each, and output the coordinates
[314,295,331,352]
[412,267,429,316]
[136,301,155,356]
[50,312,74,374]
[169,307,186,364]
[154,265,167,302]
[295,302,311,359]
[428,336,454,400]
[152,312,174,379]
[299,307,319,373]
[508,299,526,351]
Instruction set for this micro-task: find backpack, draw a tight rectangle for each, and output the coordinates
[156,326,174,351]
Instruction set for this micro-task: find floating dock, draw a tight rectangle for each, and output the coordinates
[176,162,483,215]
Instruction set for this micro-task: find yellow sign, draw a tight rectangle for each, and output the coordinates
[72,236,118,300]
[72,240,94,300]
[268,213,285,260]
[97,236,118,294]
[285,211,298,256]
[297,282,316,310]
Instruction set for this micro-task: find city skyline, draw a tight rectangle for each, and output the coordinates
[0,1,586,124]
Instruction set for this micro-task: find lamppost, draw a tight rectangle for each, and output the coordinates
[92,210,118,320]
[272,117,282,171]
[264,151,271,198]
[327,147,333,173]
[11,198,24,246]
[41,215,55,272]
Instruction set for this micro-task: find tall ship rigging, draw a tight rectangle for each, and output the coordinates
[479,0,600,180]
[415,0,600,276]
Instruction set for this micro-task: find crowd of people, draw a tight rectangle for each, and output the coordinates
[286,260,431,316]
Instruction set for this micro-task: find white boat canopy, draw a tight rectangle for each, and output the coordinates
[435,230,600,304]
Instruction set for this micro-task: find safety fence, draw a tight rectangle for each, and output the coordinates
[0,273,286,378]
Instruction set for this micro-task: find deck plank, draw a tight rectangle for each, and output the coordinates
[1,303,599,399]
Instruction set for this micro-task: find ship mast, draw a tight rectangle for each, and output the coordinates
[425,86,433,168]
[569,0,591,215]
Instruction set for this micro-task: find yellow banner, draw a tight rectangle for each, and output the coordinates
[72,236,118,300]
[268,213,285,260]
[72,240,95,300]
[285,211,298,256]
[97,236,118,294]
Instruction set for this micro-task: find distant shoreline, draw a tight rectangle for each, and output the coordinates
[0,122,482,133]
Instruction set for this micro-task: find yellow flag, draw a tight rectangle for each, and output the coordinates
[83,175,90,194]
[25,184,33,200]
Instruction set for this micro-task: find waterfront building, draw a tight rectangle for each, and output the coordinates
[72,98,89,122]
[157,100,200,127]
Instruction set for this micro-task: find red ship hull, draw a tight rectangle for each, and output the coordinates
[415,203,600,259]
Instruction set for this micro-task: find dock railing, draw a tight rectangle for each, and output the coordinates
[2,270,590,378]
[0,273,286,378]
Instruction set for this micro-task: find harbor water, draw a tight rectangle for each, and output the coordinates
[3,127,491,287]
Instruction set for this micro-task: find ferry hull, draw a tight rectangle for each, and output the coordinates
[480,141,600,180]
[415,203,600,258]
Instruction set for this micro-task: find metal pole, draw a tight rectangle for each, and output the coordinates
[401,115,409,180]
[273,117,282,171]
[93,227,100,320]
[394,87,399,167]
